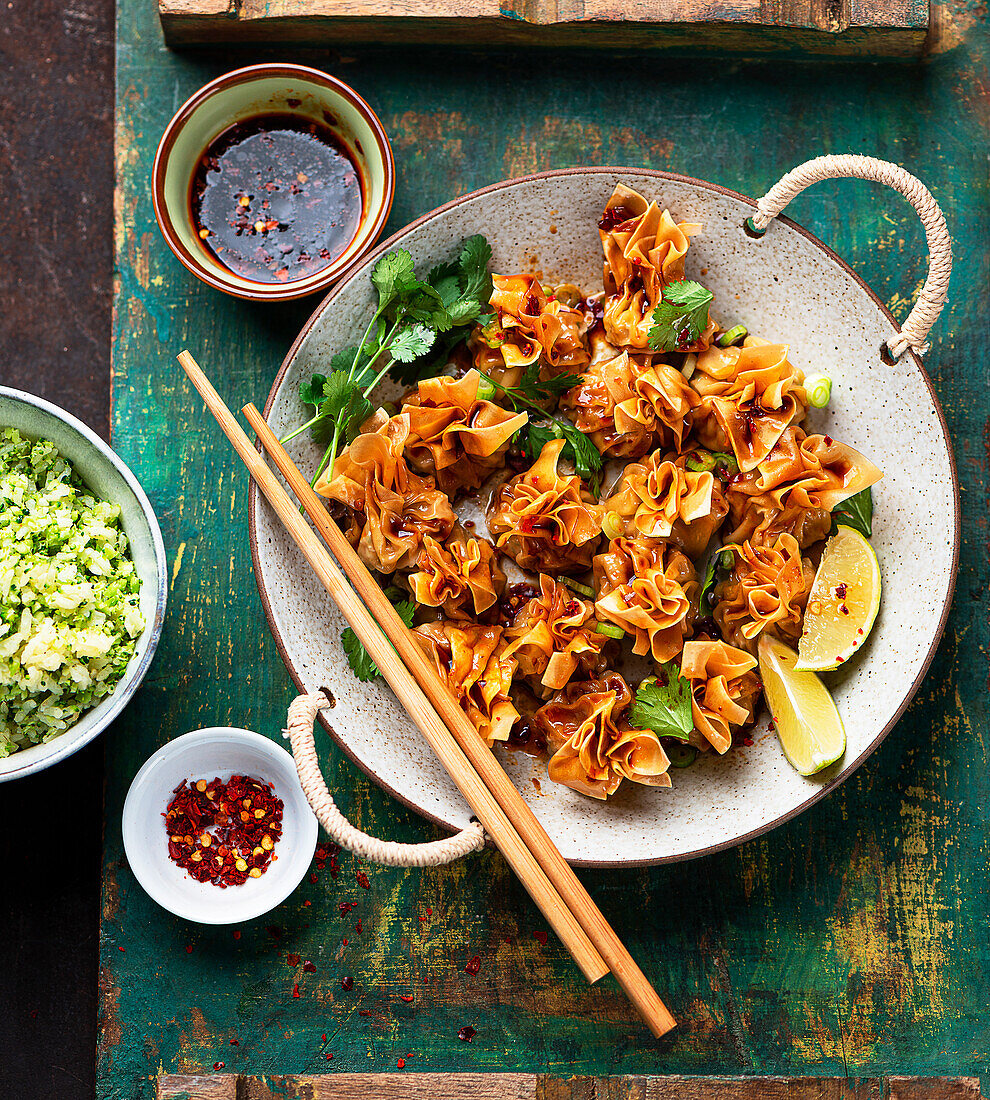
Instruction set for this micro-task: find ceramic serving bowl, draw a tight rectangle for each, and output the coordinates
[122,727,319,924]
[152,63,394,302]
[249,167,959,866]
[0,388,167,782]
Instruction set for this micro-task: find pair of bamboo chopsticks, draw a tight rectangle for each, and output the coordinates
[177,350,676,1038]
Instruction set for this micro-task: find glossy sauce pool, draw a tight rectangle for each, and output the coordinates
[190,113,364,285]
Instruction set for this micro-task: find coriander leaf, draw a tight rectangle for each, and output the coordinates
[629,662,695,742]
[390,323,437,363]
[458,235,493,302]
[427,260,460,298]
[321,370,360,418]
[831,486,873,538]
[522,417,603,496]
[371,249,416,310]
[329,344,378,387]
[299,373,328,411]
[699,546,734,614]
[445,295,487,327]
[648,279,714,353]
[344,394,375,442]
[341,599,417,682]
[513,364,583,403]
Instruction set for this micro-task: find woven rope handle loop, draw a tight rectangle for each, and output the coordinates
[751,155,951,358]
[286,692,486,867]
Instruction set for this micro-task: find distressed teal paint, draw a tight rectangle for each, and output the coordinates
[100,3,989,1097]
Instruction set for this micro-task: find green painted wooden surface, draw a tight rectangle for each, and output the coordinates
[100,1,990,1095]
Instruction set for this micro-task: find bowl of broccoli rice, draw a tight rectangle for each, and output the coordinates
[0,388,166,781]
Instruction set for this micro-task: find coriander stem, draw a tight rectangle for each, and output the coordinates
[361,320,404,398]
[278,414,321,446]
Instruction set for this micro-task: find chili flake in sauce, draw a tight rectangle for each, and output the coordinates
[164,775,284,887]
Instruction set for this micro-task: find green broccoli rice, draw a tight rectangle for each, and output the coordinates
[0,428,144,756]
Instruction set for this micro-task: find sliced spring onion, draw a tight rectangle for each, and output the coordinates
[602,511,625,540]
[476,377,497,401]
[666,742,698,768]
[805,373,832,408]
[681,353,698,380]
[685,450,715,473]
[595,622,625,639]
[716,325,748,348]
[557,575,595,599]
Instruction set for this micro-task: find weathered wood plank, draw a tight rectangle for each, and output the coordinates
[158,0,929,55]
[157,1076,987,1100]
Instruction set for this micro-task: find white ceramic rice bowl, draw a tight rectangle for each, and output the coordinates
[250,168,959,866]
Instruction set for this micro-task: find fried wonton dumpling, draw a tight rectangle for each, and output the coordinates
[413,620,518,746]
[691,339,808,472]
[503,574,607,695]
[599,183,714,351]
[602,450,715,544]
[593,538,697,662]
[561,351,697,458]
[487,438,603,574]
[680,640,761,754]
[486,273,590,375]
[725,426,883,547]
[400,369,528,494]
[316,412,456,573]
[408,533,506,620]
[714,534,815,653]
[533,672,672,799]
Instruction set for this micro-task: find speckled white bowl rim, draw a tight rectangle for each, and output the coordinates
[249,167,960,867]
[0,387,167,782]
[121,727,319,924]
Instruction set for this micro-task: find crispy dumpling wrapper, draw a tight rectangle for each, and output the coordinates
[561,352,697,458]
[715,534,815,653]
[408,533,506,619]
[680,639,761,754]
[488,438,603,574]
[413,620,518,746]
[485,274,591,376]
[593,538,697,662]
[603,450,715,542]
[691,339,808,472]
[503,574,607,695]
[533,672,671,799]
[599,183,708,350]
[316,412,456,573]
[725,426,882,547]
[400,369,528,494]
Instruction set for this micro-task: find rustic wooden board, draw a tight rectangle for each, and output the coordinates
[159,0,931,57]
[159,1074,987,1099]
[101,0,988,1096]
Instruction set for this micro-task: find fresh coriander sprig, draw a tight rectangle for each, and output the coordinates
[648,280,714,353]
[341,593,416,682]
[629,662,695,742]
[477,367,602,492]
[280,236,494,487]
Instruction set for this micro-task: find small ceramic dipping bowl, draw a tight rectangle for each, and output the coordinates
[152,63,394,302]
[122,727,319,924]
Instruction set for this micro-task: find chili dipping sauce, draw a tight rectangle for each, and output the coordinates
[190,113,364,285]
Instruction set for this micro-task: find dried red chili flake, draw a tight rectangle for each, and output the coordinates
[400,994,414,1002]
[742,736,754,747]
[229,1039,239,1046]
[118,946,125,952]
[464,955,481,976]
[309,873,318,884]
[343,938,349,946]
[325,1053,334,1061]
[532,930,548,946]
[287,953,301,967]
[292,984,301,998]
[213,1062,225,1070]
[303,900,311,907]
[341,976,354,991]
[418,915,428,922]
[355,919,362,934]
[397,1058,406,1069]
[321,1033,327,1043]
[355,869,371,890]
[458,1026,476,1042]
[359,1009,372,1017]
[303,961,316,973]
[425,907,432,916]
[185,944,194,954]
[329,846,340,879]
[339,902,357,915]
[232,931,241,940]
[164,775,284,888]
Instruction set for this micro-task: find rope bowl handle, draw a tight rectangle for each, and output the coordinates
[748,154,952,359]
[286,691,486,867]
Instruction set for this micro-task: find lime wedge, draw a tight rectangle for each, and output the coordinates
[795,524,881,672]
[758,635,846,775]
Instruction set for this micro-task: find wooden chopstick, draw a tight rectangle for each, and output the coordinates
[241,402,677,1039]
[177,351,608,987]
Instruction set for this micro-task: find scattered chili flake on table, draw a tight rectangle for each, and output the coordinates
[164,775,284,887]
[397,1058,406,1069]
[287,953,301,967]
[355,869,371,890]
[400,994,414,1002]
[464,955,481,976]
[292,984,301,998]
[303,960,316,973]
[213,1062,225,1070]
[458,1026,476,1043]
[532,930,548,946]
[341,976,354,991]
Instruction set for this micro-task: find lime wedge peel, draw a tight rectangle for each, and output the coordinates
[758,635,846,776]
[795,524,881,673]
